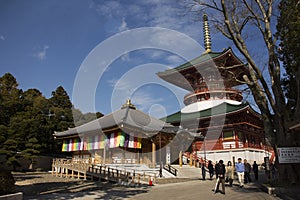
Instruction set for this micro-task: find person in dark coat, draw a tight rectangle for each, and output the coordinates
[214,160,226,194]
[208,160,214,180]
[244,159,252,183]
[252,161,259,181]
[201,162,206,180]
[215,160,219,179]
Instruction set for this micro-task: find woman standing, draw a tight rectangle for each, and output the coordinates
[226,161,234,187]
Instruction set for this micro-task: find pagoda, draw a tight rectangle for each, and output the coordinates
[157,14,272,164]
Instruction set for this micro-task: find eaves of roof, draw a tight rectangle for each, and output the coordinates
[161,102,250,123]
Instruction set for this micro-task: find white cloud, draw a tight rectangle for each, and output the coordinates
[150,51,164,58]
[0,35,5,41]
[119,17,128,32]
[34,45,49,60]
[95,0,123,18]
[92,1,202,42]
[121,52,130,62]
[108,78,133,92]
[166,55,184,64]
[131,90,164,112]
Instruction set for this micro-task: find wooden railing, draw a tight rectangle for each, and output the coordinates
[52,158,157,186]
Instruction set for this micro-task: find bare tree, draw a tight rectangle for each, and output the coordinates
[183,0,300,182]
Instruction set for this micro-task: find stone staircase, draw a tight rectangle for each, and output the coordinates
[171,165,201,179]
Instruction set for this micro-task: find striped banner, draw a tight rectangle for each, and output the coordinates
[109,132,115,148]
[62,139,68,152]
[124,134,129,147]
[128,134,134,148]
[62,138,83,152]
[61,131,142,152]
[119,132,125,147]
[137,137,142,148]
[100,134,106,149]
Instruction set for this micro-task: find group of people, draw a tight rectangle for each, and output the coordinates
[200,158,259,195]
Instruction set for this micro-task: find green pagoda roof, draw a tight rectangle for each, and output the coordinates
[157,51,224,76]
[156,48,247,90]
[161,102,250,123]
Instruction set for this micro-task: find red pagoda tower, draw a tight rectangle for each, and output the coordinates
[157,14,272,164]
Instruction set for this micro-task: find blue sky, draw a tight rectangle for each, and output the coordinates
[0,0,261,117]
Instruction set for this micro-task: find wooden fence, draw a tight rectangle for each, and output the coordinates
[52,158,157,186]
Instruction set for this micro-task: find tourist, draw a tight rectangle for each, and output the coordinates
[208,160,214,180]
[252,161,259,181]
[201,162,206,180]
[244,159,252,184]
[225,161,234,187]
[214,160,226,194]
[235,158,245,188]
[215,160,219,179]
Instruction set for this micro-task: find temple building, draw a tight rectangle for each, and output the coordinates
[54,14,272,166]
[53,100,195,166]
[157,14,272,164]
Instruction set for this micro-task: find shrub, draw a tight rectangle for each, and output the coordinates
[0,168,15,195]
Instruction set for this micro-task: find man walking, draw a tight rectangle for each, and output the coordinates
[214,160,226,194]
[235,158,245,188]
[244,159,252,184]
[201,162,206,180]
[252,161,259,181]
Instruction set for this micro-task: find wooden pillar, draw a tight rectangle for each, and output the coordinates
[179,151,182,168]
[51,161,54,176]
[152,142,156,168]
[189,153,193,167]
[235,130,239,149]
[103,147,106,165]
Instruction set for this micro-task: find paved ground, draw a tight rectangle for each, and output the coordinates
[18,170,281,200]
[27,179,279,200]
[16,166,299,200]
[130,180,280,200]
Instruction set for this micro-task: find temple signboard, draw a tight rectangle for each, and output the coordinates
[277,147,300,163]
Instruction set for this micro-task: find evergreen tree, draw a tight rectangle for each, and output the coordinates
[0,73,103,169]
[0,73,23,169]
[0,73,23,126]
[48,86,74,153]
[277,0,300,118]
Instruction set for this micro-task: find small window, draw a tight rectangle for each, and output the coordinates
[238,132,243,141]
[223,131,234,140]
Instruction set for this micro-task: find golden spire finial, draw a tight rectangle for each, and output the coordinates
[121,99,136,109]
[203,14,212,53]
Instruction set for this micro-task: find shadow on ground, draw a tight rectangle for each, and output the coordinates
[15,173,150,200]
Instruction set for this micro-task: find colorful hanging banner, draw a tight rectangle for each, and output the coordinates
[62,139,68,152]
[62,138,83,152]
[61,131,142,152]
[119,132,125,147]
